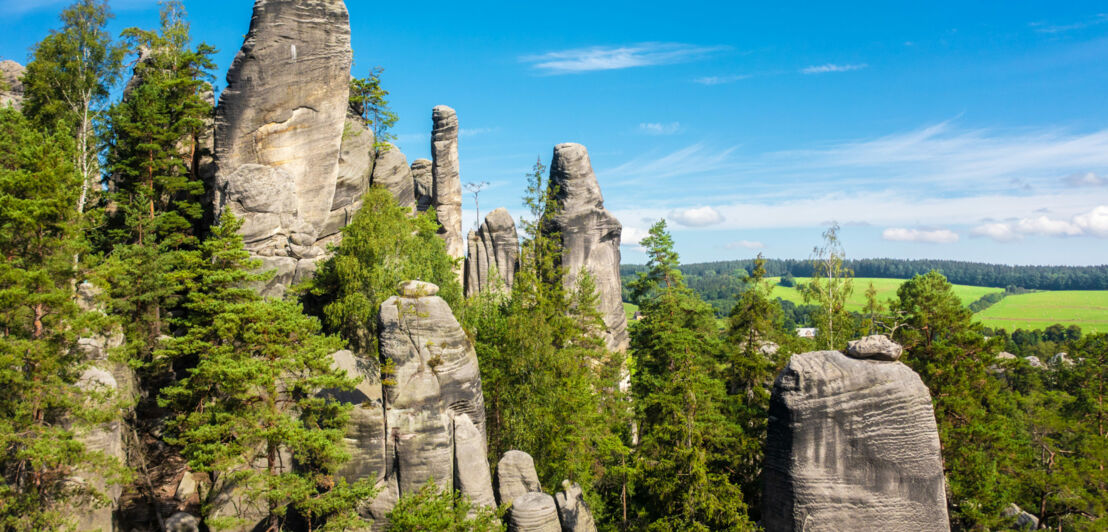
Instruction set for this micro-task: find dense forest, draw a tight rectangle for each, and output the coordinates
[1,1,1106,531]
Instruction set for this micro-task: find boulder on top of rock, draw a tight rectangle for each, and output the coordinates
[762,350,949,532]
[845,334,902,361]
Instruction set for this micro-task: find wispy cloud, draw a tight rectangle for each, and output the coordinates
[694,74,752,85]
[1063,171,1108,187]
[460,127,498,137]
[668,206,725,227]
[521,42,728,75]
[603,143,741,184]
[801,63,868,74]
[882,228,960,244]
[1030,13,1108,34]
[971,206,1108,242]
[638,122,682,135]
[726,240,765,249]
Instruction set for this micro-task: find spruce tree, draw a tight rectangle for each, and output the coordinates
[158,211,369,531]
[629,220,752,531]
[0,108,124,530]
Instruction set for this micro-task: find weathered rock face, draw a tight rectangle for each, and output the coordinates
[496,450,542,506]
[509,492,562,532]
[411,158,434,213]
[372,146,415,209]
[322,349,387,486]
[465,207,520,297]
[762,349,949,532]
[321,117,376,240]
[1,60,25,110]
[846,334,902,361]
[213,0,352,296]
[545,143,628,352]
[555,481,598,532]
[349,281,493,524]
[431,106,465,266]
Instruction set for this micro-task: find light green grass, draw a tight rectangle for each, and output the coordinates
[975,291,1108,333]
[766,277,1003,311]
[624,302,639,322]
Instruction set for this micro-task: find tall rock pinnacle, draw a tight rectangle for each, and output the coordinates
[212,0,353,296]
[545,143,629,352]
[762,345,950,531]
[431,106,465,275]
[465,207,520,297]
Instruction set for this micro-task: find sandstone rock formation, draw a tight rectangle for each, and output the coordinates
[555,481,598,532]
[496,450,542,506]
[1,60,25,110]
[545,143,628,352]
[372,145,415,209]
[213,0,353,296]
[166,512,201,532]
[509,492,562,532]
[411,158,434,213]
[846,334,902,361]
[762,349,949,532]
[1003,503,1040,530]
[322,117,376,240]
[323,349,387,487]
[465,207,520,297]
[431,106,465,266]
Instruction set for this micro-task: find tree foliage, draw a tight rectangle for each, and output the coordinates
[384,480,504,532]
[349,66,398,148]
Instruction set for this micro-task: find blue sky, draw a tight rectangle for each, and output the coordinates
[3,1,1108,266]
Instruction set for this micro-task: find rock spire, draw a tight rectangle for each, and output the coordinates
[465,207,520,297]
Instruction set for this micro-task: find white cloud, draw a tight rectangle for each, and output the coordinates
[668,206,725,227]
[972,223,1021,242]
[694,74,752,85]
[970,206,1108,242]
[725,240,765,249]
[460,127,497,137]
[882,228,960,244]
[638,122,682,135]
[801,63,868,74]
[521,42,727,75]
[1031,13,1108,34]
[620,226,650,248]
[1064,172,1107,187]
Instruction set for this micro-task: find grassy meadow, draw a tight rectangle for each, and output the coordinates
[766,277,1004,311]
[975,291,1108,333]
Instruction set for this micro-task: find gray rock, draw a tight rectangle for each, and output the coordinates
[322,349,387,486]
[72,366,125,532]
[431,106,465,267]
[398,279,440,297]
[996,351,1018,360]
[1025,356,1046,369]
[1002,503,1039,530]
[372,145,415,209]
[497,450,542,506]
[555,480,597,532]
[454,414,497,508]
[845,334,902,361]
[1,60,24,110]
[762,350,949,532]
[165,512,201,532]
[330,117,376,213]
[175,471,199,502]
[545,143,628,352]
[509,492,561,532]
[411,158,434,213]
[465,207,520,297]
[1049,352,1073,367]
[214,0,353,296]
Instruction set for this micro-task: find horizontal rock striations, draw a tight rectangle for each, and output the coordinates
[762,349,949,532]
[411,158,434,213]
[496,450,543,506]
[431,106,465,270]
[509,492,562,532]
[545,143,628,352]
[212,0,353,296]
[465,207,520,297]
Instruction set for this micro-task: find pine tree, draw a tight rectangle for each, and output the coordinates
[0,108,124,530]
[21,0,123,238]
[629,220,752,531]
[384,480,504,531]
[99,1,215,369]
[158,211,369,531]
[349,66,398,148]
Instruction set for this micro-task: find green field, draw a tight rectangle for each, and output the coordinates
[624,302,639,322]
[766,277,1004,311]
[975,291,1108,333]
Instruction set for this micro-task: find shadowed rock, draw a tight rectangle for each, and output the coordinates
[1,60,24,110]
[509,492,561,532]
[432,106,465,267]
[465,207,520,297]
[372,145,415,209]
[322,350,387,486]
[545,143,628,352]
[762,349,949,532]
[321,117,376,240]
[497,450,542,506]
[555,480,597,532]
[213,0,352,296]
[411,158,434,212]
[454,414,497,508]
